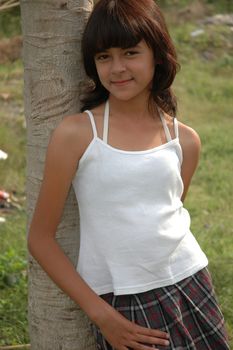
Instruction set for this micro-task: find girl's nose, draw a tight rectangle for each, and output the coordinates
[111,57,126,74]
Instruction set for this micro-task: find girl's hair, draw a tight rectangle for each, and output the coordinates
[81,0,180,117]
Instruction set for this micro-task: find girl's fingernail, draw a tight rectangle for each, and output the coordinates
[165,340,170,345]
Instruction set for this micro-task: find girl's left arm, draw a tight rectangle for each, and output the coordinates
[179,123,201,202]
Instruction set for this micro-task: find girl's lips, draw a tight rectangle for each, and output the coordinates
[111,78,134,85]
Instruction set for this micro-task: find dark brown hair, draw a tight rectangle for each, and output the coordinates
[81,0,180,116]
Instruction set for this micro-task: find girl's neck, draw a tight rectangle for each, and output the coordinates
[108,95,159,123]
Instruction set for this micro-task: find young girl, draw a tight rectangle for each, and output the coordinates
[28,0,230,349]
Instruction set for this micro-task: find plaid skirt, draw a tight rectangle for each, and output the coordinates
[91,268,229,350]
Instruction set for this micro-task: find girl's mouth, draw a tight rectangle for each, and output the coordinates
[111,78,134,86]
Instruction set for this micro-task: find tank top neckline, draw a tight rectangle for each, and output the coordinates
[84,100,180,155]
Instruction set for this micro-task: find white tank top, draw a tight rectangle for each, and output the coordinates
[72,101,208,296]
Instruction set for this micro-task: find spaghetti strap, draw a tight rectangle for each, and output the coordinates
[84,110,98,138]
[159,111,172,142]
[159,108,179,141]
[174,118,179,138]
[103,100,109,143]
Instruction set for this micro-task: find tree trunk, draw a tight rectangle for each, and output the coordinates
[20,0,96,348]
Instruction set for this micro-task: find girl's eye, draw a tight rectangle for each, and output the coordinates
[95,54,109,61]
[125,50,138,56]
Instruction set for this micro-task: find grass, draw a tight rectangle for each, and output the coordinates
[0,213,28,346]
[0,60,27,346]
[172,19,233,344]
[175,69,233,344]
[0,60,25,192]
[0,4,233,348]
[158,0,233,12]
[0,7,21,39]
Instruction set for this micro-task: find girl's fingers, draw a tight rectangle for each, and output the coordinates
[135,325,169,339]
[99,308,170,350]
[135,333,170,347]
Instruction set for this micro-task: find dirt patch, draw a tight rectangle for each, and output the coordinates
[0,36,22,64]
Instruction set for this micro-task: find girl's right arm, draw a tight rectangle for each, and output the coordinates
[28,115,169,350]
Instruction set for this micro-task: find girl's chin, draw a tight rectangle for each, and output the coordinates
[108,90,150,102]
[109,93,136,101]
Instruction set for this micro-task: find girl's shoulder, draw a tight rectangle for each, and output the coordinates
[175,119,201,200]
[55,103,105,144]
[163,112,201,158]
[162,112,200,146]
[49,112,95,162]
[178,121,201,151]
[176,120,201,164]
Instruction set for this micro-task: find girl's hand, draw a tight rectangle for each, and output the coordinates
[97,306,170,350]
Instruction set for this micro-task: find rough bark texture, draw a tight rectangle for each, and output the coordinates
[20,0,97,348]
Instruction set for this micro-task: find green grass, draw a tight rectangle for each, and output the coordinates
[0,60,23,104]
[0,213,28,346]
[0,60,27,346]
[158,0,233,12]
[173,33,233,345]
[0,7,21,39]
[0,4,233,348]
[0,60,25,192]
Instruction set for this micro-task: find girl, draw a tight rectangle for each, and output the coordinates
[28,0,230,349]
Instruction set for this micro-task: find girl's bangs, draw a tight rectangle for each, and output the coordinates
[93,17,142,54]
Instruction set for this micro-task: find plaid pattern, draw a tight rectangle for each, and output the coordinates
[91,268,229,349]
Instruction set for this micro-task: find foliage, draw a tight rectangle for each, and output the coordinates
[205,0,232,12]
[0,213,28,346]
[0,248,27,289]
[158,0,233,12]
[0,61,25,190]
[0,61,27,346]
[0,1,232,39]
[174,59,233,342]
[0,6,21,38]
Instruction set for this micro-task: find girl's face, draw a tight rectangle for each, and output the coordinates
[94,40,155,102]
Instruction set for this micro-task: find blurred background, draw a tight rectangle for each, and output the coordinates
[0,0,232,348]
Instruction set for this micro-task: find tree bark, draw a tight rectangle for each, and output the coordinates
[20,0,96,348]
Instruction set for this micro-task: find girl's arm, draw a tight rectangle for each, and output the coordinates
[28,116,105,321]
[179,122,201,202]
[28,115,169,350]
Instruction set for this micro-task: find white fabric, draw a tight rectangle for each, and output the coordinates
[84,110,98,138]
[103,100,110,143]
[72,102,208,295]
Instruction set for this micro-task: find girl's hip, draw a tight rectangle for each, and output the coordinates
[91,268,229,349]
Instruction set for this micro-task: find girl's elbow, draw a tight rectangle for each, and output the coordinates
[27,229,56,257]
[27,231,38,257]
[27,229,45,257]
